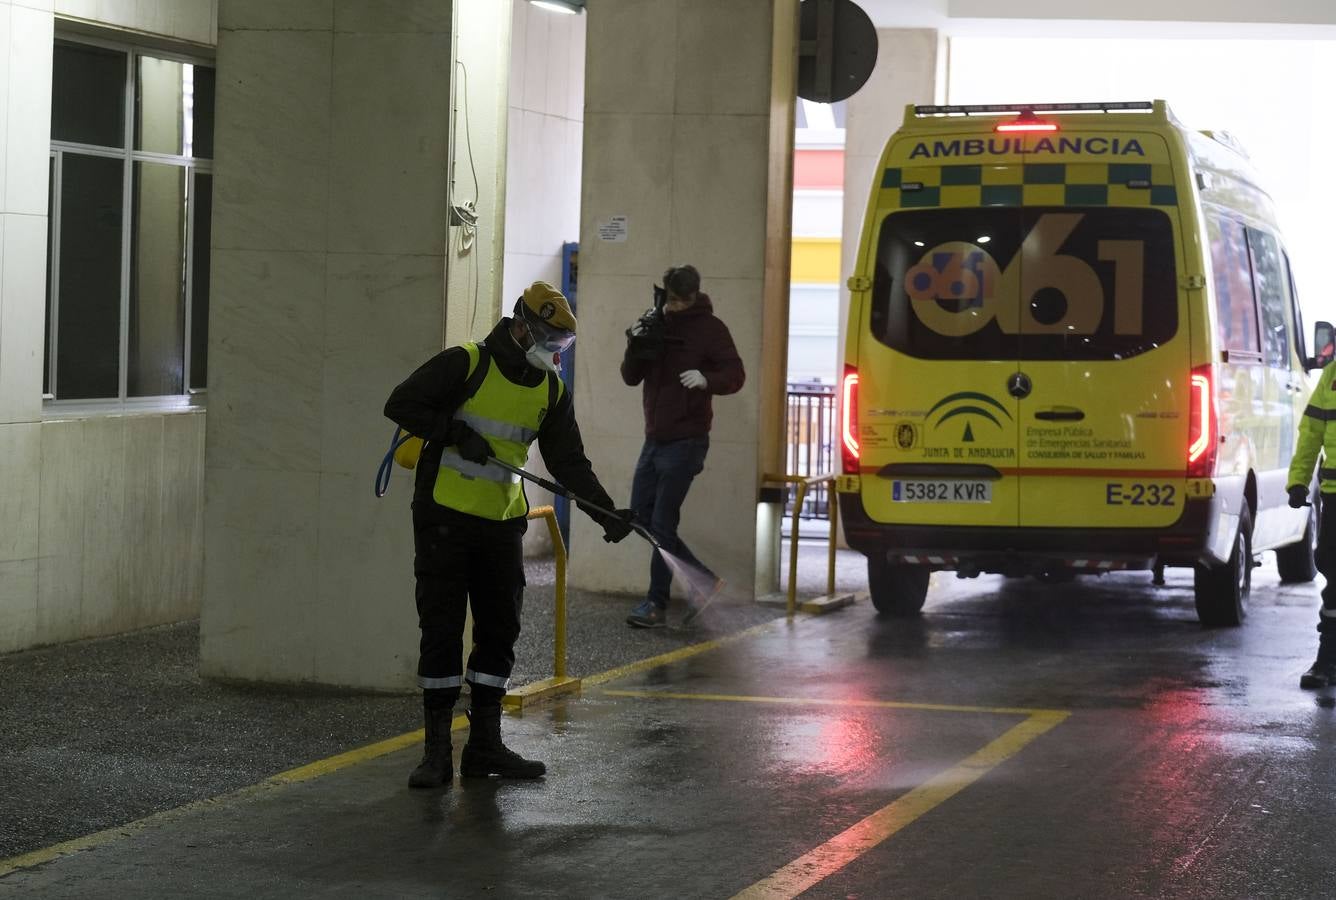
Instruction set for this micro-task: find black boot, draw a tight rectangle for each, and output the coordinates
[459,706,546,779]
[1301,651,1336,689]
[1303,622,1336,689]
[408,704,455,788]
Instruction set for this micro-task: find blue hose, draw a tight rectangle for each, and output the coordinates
[374,426,414,498]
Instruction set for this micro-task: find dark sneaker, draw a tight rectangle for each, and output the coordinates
[682,577,725,627]
[626,600,666,628]
[1300,659,1336,689]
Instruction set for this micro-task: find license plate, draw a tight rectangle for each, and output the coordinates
[892,480,992,503]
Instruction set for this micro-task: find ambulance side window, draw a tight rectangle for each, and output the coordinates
[1246,228,1290,369]
[1206,214,1262,361]
[1284,251,1307,364]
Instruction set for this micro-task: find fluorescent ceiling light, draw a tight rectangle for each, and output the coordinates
[530,0,584,13]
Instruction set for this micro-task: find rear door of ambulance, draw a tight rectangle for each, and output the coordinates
[1009,123,1189,540]
[853,138,1027,537]
[854,117,1189,549]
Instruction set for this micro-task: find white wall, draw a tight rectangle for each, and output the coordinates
[445,0,511,345]
[788,284,840,385]
[503,0,585,555]
[1,1,212,655]
[502,1,583,307]
[948,0,1336,27]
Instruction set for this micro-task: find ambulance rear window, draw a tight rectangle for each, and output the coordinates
[870,207,1178,361]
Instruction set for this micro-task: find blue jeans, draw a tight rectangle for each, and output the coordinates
[630,436,714,608]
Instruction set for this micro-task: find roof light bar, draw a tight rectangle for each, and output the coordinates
[915,101,1153,117]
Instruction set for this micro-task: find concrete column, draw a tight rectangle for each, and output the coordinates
[202,1,453,689]
[0,0,52,653]
[837,29,938,399]
[568,0,798,600]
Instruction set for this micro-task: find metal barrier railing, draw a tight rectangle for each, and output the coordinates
[502,505,578,710]
[785,383,837,520]
[763,472,840,617]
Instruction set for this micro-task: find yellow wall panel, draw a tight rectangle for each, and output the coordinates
[791,238,841,283]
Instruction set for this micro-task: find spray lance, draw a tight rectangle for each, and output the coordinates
[374,432,653,551]
[485,457,661,550]
[374,435,659,549]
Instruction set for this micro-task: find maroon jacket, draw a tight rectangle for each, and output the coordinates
[620,293,745,441]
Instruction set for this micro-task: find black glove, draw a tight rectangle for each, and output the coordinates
[599,508,636,544]
[448,420,493,465]
[1289,485,1310,509]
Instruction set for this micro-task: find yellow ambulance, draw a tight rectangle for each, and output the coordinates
[838,100,1329,626]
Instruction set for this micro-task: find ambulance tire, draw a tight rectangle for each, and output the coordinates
[1276,493,1319,584]
[1193,505,1252,627]
[867,555,929,617]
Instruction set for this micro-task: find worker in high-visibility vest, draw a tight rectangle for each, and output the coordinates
[385,282,633,787]
[1288,360,1336,689]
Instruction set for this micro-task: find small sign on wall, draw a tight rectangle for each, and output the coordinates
[597,215,628,242]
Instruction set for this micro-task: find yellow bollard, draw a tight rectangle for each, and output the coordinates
[761,473,857,617]
[502,506,582,710]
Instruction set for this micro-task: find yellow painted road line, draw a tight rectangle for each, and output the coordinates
[0,713,467,879]
[581,620,780,687]
[731,711,1070,900]
[0,620,781,878]
[602,689,1066,718]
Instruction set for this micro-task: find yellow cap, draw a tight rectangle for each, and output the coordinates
[520,281,577,333]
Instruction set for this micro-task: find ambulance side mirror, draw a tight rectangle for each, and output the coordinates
[1311,321,1335,370]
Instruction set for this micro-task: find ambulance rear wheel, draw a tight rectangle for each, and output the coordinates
[867,555,929,617]
[1276,494,1319,584]
[1193,506,1251,627]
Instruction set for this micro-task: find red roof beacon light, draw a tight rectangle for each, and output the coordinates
[995,109,1059,133]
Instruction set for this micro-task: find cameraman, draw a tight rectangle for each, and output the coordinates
[620,265,745,628]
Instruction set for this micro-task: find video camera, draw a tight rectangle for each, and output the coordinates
[625,282,681,360]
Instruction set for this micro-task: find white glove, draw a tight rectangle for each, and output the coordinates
[679,369,708,390]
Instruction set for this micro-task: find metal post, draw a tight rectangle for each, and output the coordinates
[528,506,567,678]
[788,482,805,617]
[826,488,838,598]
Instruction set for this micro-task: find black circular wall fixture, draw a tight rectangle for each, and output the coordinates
[797,0,878,103]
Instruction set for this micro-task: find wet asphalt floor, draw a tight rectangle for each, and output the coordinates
[0,547,818,863]
[5,548,1336,898]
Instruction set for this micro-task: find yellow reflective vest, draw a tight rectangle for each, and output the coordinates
[433,342,559,521]
[1288,361,1336,495]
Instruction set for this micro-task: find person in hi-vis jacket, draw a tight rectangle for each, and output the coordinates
[385,282,633,787]
[1287,359,1336,688]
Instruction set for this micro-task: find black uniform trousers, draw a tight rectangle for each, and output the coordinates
[1315,496,1336,647]
[413,502,527,709]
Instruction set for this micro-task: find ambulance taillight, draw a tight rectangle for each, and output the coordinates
[841,366,860,473]
[1187,365,1218,477]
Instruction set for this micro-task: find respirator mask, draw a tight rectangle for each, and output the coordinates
[516,306,575,374]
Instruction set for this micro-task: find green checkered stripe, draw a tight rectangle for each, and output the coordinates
[880,163,1178,209]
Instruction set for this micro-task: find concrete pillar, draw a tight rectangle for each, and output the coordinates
[0,0,52,653]
[568,0,798,600]
[837,29,938,400]
[202,1,454,689]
